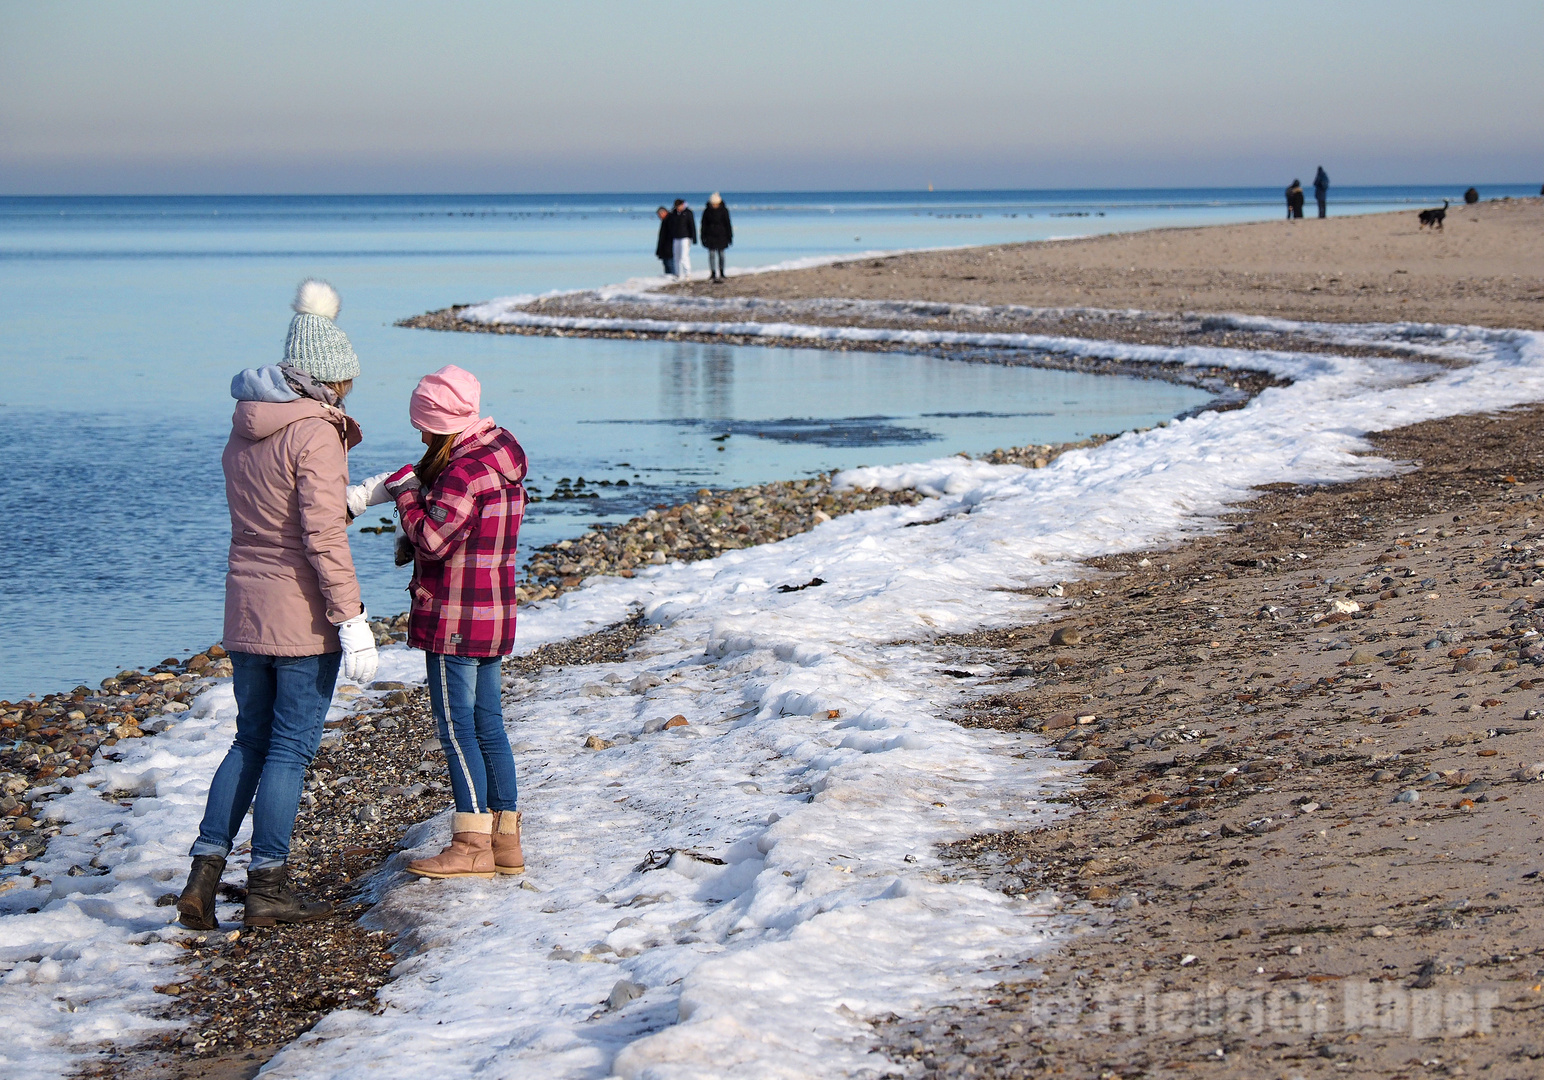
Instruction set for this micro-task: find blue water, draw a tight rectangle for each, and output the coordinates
[2,185,1533,698]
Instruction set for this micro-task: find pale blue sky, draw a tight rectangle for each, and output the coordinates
[2,0,1540,193]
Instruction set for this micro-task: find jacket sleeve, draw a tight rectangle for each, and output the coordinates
[395,463,482,562]
[724,208,732,246]
[292,419,362,624]
[688,211,697,244]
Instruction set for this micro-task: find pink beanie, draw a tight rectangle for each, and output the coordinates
[409,365,481,434]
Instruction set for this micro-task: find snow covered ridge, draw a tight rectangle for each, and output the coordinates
[457,290,1511,373]
[6,316,1544,1079]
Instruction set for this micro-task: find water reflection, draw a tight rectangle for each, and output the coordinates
[662,342,735,419]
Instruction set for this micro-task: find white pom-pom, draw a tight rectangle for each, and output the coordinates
[292,279,340,320]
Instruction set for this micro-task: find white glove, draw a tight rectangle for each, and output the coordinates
[335,610,379,684]
[347,472,393,520]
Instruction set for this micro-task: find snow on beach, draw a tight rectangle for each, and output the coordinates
[4,309,1544,1079]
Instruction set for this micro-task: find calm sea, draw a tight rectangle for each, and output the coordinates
[2,185,1531,697]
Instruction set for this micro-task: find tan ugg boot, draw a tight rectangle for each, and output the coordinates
[406,812,496,879]
[492,809,524,875]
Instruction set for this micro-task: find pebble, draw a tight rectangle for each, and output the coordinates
[664,715,690,730]
[607,979,647,1009]
[1511,762,1544,781]
[1394,789,1420,804]
[516,474,925,602]
[1369,925,1395,938]
[1370,769,1397,782]
[1049,626,1083,647]
[1347,647,1378,666]
[584,735,616,750]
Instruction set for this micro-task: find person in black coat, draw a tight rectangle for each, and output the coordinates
[670,199,696,279]
[1286,179,1305,220]
[1312,167,1329,219]
[654,207,674,275]
[701,193,733,282]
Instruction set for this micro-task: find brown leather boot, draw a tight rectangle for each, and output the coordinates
[176,854,226,931]
[492,809,524,875]
[407,812,496,879]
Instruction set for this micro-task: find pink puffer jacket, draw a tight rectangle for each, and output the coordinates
[222,399,362,656]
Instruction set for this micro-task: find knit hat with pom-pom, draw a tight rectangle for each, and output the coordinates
[283,279,359,381]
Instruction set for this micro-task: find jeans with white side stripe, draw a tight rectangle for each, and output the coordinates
[426,652,518,813]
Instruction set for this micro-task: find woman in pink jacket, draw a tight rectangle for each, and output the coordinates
[381,366,529,879]
[177,281,378,931]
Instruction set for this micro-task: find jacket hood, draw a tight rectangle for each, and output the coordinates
[452,421,525,484]
[232,398,362,449]
[231,365,301,403]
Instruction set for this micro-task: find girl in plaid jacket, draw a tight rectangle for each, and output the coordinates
[382,366,529,879]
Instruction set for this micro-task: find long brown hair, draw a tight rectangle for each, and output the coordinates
[416,431,458,488]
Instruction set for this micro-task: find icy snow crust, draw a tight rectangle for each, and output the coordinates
[4,312,1544,1079]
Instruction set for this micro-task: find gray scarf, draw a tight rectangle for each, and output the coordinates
[280,363,339,407]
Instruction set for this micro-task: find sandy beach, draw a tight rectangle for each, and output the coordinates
[675,197,1544,330]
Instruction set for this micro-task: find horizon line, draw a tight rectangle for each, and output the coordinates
[1,182,1538,200]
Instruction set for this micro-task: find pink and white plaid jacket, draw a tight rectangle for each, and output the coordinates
[392,422,527,657]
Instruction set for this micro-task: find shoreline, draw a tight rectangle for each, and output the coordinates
[8,200,1544,1076]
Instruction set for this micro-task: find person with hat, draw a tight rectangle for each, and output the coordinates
[701,193,733,282]
[177,279,377,931]
[382,366,530,879]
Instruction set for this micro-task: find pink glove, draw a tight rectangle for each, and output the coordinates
[384,465,421,499]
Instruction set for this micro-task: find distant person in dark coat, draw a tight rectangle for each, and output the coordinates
[700,193,733,282]
[654,207,674,275]
[1313,167,1329,218]
[670,199,696,279]
[1286,179,1305,219]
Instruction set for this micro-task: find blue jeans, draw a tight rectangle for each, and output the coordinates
[427,652,518,814]
[190,651,339,870]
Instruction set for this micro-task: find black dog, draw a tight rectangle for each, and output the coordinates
[1418,199,1449,230]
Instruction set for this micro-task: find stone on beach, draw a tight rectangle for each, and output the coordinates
[1049,626,1083,647]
